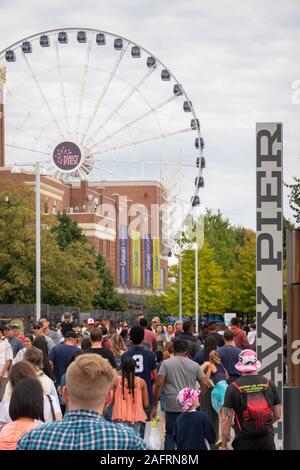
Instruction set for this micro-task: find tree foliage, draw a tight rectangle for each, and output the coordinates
[0,182,115,310]
[163,241,229,316]
[286,177,300,226]
[0,181,36,303]
[204,209,237,274]
[228,230,256,314]
[204,209,248,273]
[51,212,88,249]
[93,255,128,311]
[146,210,256,317]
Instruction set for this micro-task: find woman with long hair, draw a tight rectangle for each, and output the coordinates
[110,333,127,371]
[155,324,165,353]
[32,336,55,382]
[0,360,59,427]
[202,350,228,415]
[0,361,38,428]
[174,320,183,337]
[120,329,131,350]
[204,336,218,362]
[194,334,217,365]
[0,378,44,450]
[112,357,148,434]
[23,347,62,422]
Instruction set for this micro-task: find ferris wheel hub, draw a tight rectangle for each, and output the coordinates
[52,141,83,173]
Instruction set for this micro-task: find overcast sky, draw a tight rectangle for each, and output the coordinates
[0,0,299,229]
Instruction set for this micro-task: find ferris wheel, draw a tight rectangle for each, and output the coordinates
[0,28,205,254]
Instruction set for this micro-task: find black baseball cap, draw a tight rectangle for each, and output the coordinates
[32,322,43,330]
[65,331,78,339]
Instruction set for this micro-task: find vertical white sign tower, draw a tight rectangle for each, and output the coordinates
[256,122,283,449]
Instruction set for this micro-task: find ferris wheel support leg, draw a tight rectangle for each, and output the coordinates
[35,162,41,321]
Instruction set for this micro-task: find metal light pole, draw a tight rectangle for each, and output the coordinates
[195,241,199,334]
[179,231,182,321]
[35,162,41,321]
[10,161,42,320]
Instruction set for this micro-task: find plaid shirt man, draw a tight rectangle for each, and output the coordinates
[17,409,150,450]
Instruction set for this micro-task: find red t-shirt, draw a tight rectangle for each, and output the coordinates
[143,329,157,352]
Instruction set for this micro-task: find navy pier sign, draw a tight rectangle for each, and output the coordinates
[256,123,283,448]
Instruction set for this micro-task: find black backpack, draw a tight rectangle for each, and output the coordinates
[232,379,273,436]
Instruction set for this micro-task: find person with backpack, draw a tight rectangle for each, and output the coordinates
[202,350,228,416]
[221,349,282,451]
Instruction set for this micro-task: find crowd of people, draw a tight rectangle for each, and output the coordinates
[0,314,281,451]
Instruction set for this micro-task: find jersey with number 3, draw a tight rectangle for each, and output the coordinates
[121,347,157,404]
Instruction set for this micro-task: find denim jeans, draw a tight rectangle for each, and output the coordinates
[165,411,181,450]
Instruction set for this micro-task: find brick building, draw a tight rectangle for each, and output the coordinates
[0,168,168,292]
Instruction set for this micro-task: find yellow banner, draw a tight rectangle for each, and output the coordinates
[152,237,161,290]
[132,231,141,287]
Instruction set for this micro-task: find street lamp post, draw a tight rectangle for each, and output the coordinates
[195,241,199,335]
[179,230,182,321]
[35,162,41,321]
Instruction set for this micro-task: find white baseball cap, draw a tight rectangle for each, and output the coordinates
[87,318,95,325]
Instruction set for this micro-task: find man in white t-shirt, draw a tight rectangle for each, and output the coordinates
[0,326,13,401]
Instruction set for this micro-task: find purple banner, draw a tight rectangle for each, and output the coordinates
[119,225,128,287]
[144,234,152,288]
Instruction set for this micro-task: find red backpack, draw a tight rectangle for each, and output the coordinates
[231,379,273,436]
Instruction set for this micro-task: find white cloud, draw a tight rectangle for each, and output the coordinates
[0,0,299,228]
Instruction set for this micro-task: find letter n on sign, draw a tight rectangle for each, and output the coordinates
[256,123,283,449]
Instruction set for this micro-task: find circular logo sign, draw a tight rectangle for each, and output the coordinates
[53,142,82,172]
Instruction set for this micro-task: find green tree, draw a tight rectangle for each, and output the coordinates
[0,181,101,309]
[41,239,102,309]
[204,209,236,274]
[145,294,168,318]
[52,213,87,249]
[204,210,247,274]
[93,255,128,311]
[228,230,256,315]
[0,181,36,303]
[164,241,229,316]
